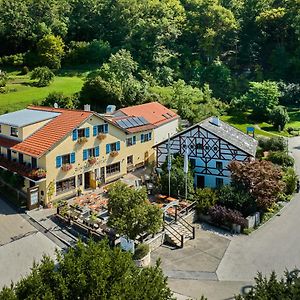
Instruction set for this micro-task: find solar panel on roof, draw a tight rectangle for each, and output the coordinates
[116,120,127,128]
[137,117,149,125]
[129,117,140,126]
[126,118,136,127]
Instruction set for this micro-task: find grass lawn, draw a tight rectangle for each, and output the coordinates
[221,111,292,138]
[0,67,90,114]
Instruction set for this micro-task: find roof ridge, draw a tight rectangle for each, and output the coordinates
[27,105,94,114]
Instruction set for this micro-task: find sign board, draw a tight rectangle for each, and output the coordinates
[27,186,39,210]
[246,127,255,137]
[120,236,135,253]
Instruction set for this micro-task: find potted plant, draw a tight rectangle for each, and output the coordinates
[88,156,97,165]
[97,133,107,140]
[61,164,72,171]
[133,243,151,267]
[77,137,88,144]
[35,168,46,179]
[110,151,119,158]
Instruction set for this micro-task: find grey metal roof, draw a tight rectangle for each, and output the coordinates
[0,109,60,127]
[200,117,258,156]
[154,117,258,157]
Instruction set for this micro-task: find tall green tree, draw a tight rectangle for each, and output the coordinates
[0,240,174,300]
[108,182,163,241]
[37,34,65,69]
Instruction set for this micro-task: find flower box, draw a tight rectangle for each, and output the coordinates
[110,151,119,158]
[88,156,97,165]
[28,168,47,180]
[77,137,88,144]
[97,133,107,140]
[61,164,72,171]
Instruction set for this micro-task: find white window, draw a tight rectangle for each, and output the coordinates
[11,127,18,137]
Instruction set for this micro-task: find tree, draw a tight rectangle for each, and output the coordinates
[0,70,8,88]
[228,160,285,210]
[0,240,174,300]
[194,188,217,214]
[108,182,163,241]
[268,106,289,130]
[41,92,78,109]
[80,49,149,109]
[237,81,281,121]
[235,270,300,299]
[37,34,65,69]
[30,67,55,87]
[159,154,194,199]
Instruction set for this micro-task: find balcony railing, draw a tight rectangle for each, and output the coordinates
[0,156,46,181]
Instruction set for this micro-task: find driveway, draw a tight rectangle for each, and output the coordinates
[158,137,300,299]
[217,136,300,282]
[0,199,59,288]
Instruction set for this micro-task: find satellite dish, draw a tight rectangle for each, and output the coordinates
[54,103,58,108]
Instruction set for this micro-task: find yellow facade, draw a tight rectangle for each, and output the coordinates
[29,114,154,204]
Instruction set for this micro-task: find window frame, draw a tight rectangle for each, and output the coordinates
[11,127,18,137]
[106,162,120,175]
[62,154,71,165]
[56,176,76,195]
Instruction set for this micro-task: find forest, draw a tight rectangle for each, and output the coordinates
[0,0,300,134]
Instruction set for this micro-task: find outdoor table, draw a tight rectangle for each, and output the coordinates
[166,197,177,203]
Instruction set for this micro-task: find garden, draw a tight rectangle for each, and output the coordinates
[194,136,297,234]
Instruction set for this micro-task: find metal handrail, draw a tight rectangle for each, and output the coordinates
[164,223,183,242]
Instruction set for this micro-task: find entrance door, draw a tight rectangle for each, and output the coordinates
[100,167,105,183]
[84,172,90,189]
[196,175,205,188]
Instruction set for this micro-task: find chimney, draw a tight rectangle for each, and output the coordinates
[211,116,220,126]
[84,104,91,111]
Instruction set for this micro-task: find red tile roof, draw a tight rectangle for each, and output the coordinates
[118,102,179,127]
[12,106,92,157]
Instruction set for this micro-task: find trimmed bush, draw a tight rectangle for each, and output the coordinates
[258,137,287,152]
[30,67,55,87]
[208,205,247,227]
[266,151,294,168]
[283,167,298,195]
[194,188,217,214]
[133,243,149,260]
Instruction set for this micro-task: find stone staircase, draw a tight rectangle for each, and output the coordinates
[164,218,195,248]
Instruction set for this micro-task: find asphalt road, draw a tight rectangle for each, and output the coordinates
[217,136,300,282]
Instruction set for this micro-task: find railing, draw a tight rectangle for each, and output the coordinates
[177,217,196,239]
[164,223,184,248]
[176,201,197,219]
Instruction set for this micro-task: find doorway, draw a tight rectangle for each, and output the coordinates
[84,171,90,189]
[196,175,205,188]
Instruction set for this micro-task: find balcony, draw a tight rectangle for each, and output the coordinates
[0,156,46,181]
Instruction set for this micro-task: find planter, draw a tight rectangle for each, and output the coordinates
[97,133,107,140]
[61,164,72,171]
[110,151,119,158]
[77,137,88,144]
[28,168,46,180]
[134,251,151,267]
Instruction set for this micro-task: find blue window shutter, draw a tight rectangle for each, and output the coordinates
[105,124,108,133]
[95,146,100,157]
[70,152,75,164]
[93,126,97,136]
[133,136,136,144]
[106,144,110,154]
[56,156,62,168]
[83,149,88,161]
[85,127,90,138]
[141,134,144,143]
[149,132,152,140]
[72,129,78,141]
[116,141,120,151]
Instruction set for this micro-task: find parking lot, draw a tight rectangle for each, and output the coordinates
[0,199,59,288]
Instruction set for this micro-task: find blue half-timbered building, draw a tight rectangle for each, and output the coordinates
[154,117,257,188]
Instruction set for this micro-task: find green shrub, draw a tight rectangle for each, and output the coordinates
[133,243,149,260]
[21,66,29,75]
[266,151,294,168]
[258,136,287,152]
[0,53,25,66]
[283,167,298,195]
[194,188,217,214]
[30,67,55,87]
[217,185,257,216]
[268,106,289,130]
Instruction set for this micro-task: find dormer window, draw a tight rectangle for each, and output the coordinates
[11,127,18,137]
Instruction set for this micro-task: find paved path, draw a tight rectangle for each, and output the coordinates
[217,137,300,282]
